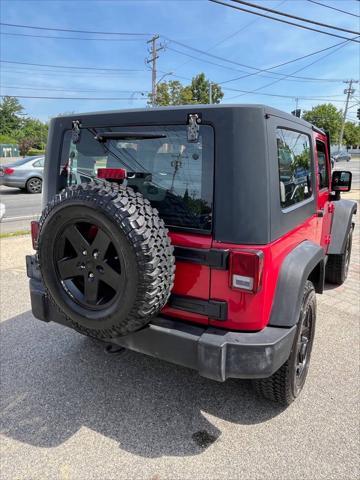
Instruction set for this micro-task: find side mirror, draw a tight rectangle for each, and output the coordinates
[331,170,352,194]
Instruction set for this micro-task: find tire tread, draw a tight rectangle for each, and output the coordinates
[38,181,175,339]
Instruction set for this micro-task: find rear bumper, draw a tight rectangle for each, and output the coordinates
[0,176,25,188]
[27,255,296,382]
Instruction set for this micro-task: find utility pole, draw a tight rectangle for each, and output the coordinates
[338,79,358,149]
[209,82,213,104]
[170,155,183,192]
[146,35,163,107]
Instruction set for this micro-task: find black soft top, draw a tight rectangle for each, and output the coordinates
[45,104,318,244]
[55,103,315,131]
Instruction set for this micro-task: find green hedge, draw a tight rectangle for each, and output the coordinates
[27,149,45,156]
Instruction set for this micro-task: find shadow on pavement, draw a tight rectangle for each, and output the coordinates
[0,187,24,195]
[0,312,284,457]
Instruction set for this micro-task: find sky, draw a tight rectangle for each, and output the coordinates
[0,0,359,123]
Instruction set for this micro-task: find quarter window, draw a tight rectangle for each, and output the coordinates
[277,128,313,208]
[33,158,44,167]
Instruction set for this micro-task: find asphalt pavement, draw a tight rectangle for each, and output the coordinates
[0,187,41,234]
[0,204,359,478]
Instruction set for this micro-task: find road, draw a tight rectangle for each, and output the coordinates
[1,157,359,234]
[0,211,359,477]
[0,187,41,234]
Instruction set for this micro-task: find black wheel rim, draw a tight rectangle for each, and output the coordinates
[295,306,314,385]
[28,178,42,193]
[54,221,124,309]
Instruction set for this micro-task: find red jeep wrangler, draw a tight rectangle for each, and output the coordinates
[27,105,356,405]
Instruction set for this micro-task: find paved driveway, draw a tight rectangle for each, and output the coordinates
[0,205,359,480]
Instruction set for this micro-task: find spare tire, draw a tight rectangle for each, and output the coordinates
[37,181,175,339]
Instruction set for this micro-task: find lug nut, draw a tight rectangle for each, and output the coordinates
[93,250,99,259]
[82,250,87,256]
[80,263,86,270]
[88,272,94,279]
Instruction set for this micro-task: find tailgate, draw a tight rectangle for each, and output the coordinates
[161,231,228,325]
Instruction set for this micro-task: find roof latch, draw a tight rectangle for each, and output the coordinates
[187,113,202,143]
[72,120,81,144]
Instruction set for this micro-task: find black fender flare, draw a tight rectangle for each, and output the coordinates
[327,199,357,255]
[269,241,325,328]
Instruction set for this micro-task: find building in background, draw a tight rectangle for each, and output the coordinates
[0,144,19,158]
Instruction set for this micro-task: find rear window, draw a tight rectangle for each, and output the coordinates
[8,157,32,167]
[60,125,214,232]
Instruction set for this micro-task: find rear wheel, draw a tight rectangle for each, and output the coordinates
[26,177,42,194]
[326,227,353,285]
[253,281,316,406]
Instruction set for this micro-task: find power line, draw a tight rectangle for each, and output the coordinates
[225,39,357,100]
[228,0,359,35]
[307,0,360,18]
[0,60,142,72]
[219,35,359,85]
[167,44,343,82]
[166,40,356,85]
[221,86,355,101]
[164,38,352,82]
[0,95,146,101]
[0,84,150,94]
[0,32,145,42]
[208,0,360,42]
[168,0,287,74]
[166,46,249,73]
[1,68,138,78]
[1,22,355,84]
[0,22,152,36]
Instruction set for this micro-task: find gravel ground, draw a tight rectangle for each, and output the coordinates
[0,210,359,480]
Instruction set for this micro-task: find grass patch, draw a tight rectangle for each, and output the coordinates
[0,229,30,239]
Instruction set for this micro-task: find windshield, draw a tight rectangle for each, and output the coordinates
[60,125,214,232]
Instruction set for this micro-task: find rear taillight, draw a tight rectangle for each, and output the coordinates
[31,221,40,250]
[97,168,127,180]
[229,250,264,293]
[4,167,14,175]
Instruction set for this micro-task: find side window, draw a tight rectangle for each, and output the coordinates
[316,140,329,190]
[33,158,44,168]
[277,128,313,209]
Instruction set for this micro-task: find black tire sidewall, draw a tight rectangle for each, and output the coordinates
[39,200,139,331]
[289,281,316,398]
[344,228,353,281]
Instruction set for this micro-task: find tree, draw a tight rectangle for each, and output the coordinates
[191,73,223,104]
[0,134,18,144]
[302,104,343,141]
[18,138,34,156]
[343,121,360,147]
[18,118,48,150]
[0,96,24,136]
[0,96,48,154]
[149,73,223,106]
[155,80,192,106]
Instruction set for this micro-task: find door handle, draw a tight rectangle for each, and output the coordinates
[317,209,324,217]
